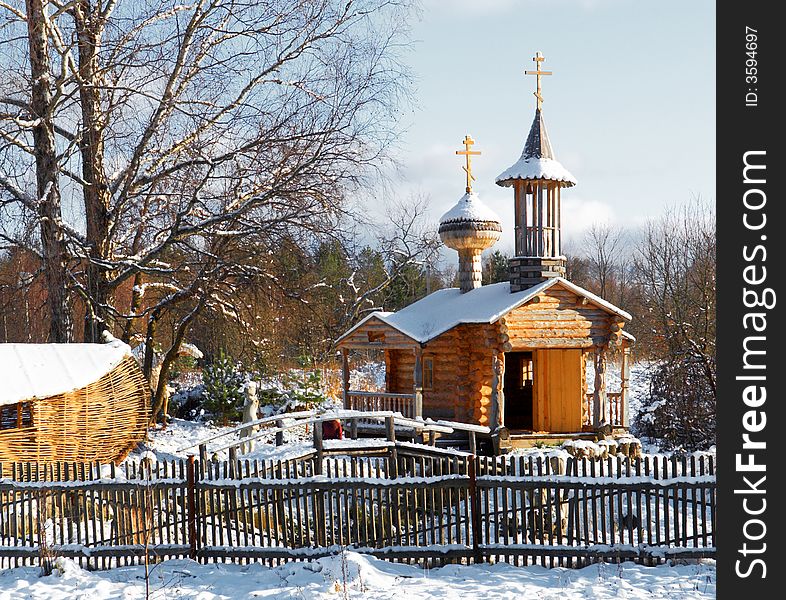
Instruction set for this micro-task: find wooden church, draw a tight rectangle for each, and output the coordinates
[336,53,634,445]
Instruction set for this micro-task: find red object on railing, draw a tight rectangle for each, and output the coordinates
[322,419,343,440]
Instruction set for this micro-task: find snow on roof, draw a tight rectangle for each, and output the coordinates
[495,157,577,187]
[338,278,631,345]
[0,340,133,406]
[496,109,576,187]
[439,192,501,226]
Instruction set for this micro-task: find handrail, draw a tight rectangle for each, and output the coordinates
[346,391,416,399]
[430,419,491,435]
[211,410,455,454]
[176,410,317,452]
[583,391,625,427]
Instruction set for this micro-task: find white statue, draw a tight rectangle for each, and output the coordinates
[238,381,260,454]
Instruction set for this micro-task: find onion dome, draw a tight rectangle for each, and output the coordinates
[438,191,502,243]
[439,191,501,294]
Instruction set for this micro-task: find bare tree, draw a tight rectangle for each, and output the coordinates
[583,222,628,305]
[1,1,415,411]
[634,200,716,383]
[0,0,72,341]
[336,196,441,332]
[632,199,716,449]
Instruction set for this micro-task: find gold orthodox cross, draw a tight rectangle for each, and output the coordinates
[524,51,552,110]
[455,135,480,193]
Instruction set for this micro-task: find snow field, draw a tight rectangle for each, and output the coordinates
[0,551,716,600]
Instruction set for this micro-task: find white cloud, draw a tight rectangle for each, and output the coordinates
[560,196,616,239]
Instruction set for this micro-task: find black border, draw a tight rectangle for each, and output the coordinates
[717,3,784,596]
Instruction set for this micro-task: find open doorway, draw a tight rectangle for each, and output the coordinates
[503,351,534,430]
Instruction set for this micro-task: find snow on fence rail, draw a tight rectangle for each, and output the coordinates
[0,453,715,571]
[181,410,458,457]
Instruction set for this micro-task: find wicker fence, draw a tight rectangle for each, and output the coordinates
[0,452,715,571]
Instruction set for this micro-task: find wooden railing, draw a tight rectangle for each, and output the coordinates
[582,391,625,428]
[345,391,419,420]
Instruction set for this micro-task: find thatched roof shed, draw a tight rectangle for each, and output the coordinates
[0,340,149,464]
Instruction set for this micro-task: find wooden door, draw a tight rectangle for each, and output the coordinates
[533,349,583,432]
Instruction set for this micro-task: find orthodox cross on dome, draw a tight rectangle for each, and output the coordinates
[455,135,481,193]
[524,51,552,110]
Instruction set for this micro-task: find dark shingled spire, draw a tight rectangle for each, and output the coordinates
[521,108,554,160]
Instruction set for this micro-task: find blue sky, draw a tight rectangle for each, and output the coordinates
[381,0,715,255]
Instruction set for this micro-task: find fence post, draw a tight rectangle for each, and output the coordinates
[385,416,396,443]
[468,431,477,455]
[186,455,198,561]
[468,455,482,563]
[313,419,324,465]
[275,420,284,446]
[385,416,399,478]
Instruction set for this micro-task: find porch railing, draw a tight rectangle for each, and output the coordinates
[582,391,625,428]
[345,391,419,420]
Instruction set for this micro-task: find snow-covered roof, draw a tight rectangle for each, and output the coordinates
[496,109,576,187]
[338,278,631,345]
[439,192,501,226]
[496,157,576,187]
[0,340,133,406]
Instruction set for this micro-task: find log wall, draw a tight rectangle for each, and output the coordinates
[385,325,502,426]
[501,286,618,349]
[338,317,416,350]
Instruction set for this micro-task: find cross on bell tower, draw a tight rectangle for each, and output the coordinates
[495,51,577,292]
[524,51,552,111]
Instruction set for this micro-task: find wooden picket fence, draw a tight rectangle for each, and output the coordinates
[0,452,715,571]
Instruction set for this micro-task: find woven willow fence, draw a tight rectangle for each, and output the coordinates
[0,356,149,465]
[0,452,716,570]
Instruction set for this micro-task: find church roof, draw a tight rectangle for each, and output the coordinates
[337,277,631,345]
[438,192,501,228]
[496,109,577,187]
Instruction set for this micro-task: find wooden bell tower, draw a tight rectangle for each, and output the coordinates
[496,52,577,291]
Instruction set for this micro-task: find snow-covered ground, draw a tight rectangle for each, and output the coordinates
[0,552,716,600]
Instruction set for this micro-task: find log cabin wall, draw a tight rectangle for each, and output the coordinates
[338,317,416,350]
[499,283,626,432]
[385,349,415,394]
[383,324,501,426]
[500,286,614,348]
[422,324,500,426]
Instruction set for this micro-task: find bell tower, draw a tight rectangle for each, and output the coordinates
[496,52,577,292]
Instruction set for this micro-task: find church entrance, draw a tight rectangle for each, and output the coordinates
[503,351,534,430]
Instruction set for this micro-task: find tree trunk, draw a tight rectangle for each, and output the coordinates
[150,301,203,424]
[74,0,114,342]
[25,0,72,342]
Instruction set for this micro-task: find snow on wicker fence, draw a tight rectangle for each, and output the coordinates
[0,452,715,571]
